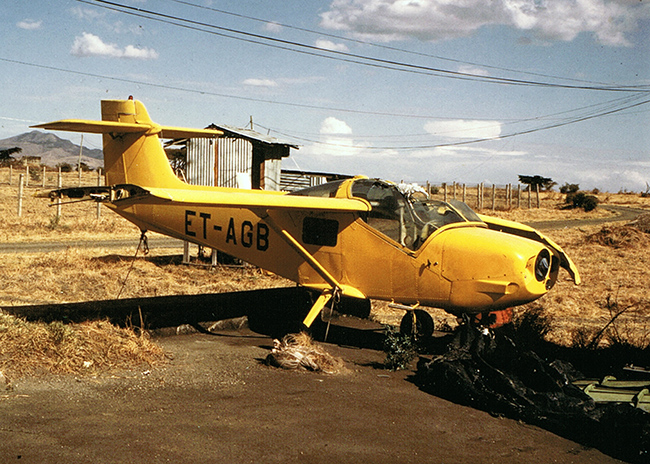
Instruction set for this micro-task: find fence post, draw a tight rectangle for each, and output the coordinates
[462,184,466,203]
[491,184,496,210]
[56,168,62,219]
[25,165,29,188]
[17,174,24,217]
[536,184,540,208]
[517,184,521,208]
[96,169,102,220]
[42,166,47,188]
[443,183,448,202]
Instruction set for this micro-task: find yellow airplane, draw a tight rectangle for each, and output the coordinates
[33,98,580,336]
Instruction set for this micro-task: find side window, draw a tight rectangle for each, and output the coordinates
[302,217,339,247]
[352,180,416,248]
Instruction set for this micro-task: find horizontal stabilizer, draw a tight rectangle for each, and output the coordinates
[31,119,223,139]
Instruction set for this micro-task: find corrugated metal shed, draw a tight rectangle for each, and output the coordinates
[179,124,298,191]
[280,169,354,192]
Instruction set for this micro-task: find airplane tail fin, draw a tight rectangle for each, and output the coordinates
[32,99,222,188]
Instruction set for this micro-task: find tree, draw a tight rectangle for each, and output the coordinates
[559,183,580,194]
[56,162,74,172]
[0,147,22,166]
[518,175,556,192]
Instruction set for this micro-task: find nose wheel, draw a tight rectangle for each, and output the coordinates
[399,309,434,339]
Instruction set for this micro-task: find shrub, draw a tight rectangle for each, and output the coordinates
[566,191,599,212]
[383,325,418,371]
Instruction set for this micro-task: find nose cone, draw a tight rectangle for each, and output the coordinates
[438,226,551,312]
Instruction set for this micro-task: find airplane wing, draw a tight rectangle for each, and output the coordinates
[49,184,371,213]
[478,214,581,285]
[144,186,371,212]
[32,120,223,139]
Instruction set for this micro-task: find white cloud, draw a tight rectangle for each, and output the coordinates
[70,6,105,21]
[424,119,503,139]
[320,0,647,46]
[242,78,278,87]
[315,39,350,52]
[320,117,353,135]
[70,32,158,59]
[457,65,489,77]
[17,19,42,30]
[264,22,283,33]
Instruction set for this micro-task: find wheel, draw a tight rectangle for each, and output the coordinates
[399,309,434,338]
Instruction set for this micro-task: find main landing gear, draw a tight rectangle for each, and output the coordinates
[398,308,435,339]
[396,306,515,339]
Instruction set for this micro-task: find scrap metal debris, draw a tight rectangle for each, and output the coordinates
[415,324,650,464]
[265,332,345,374]
[574,376,650,413]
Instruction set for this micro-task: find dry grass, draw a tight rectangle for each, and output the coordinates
[265,332,346,374]
[0,313,166,380]
[0,169,140,242]
[2,168,650,374]
[527,222,650,348]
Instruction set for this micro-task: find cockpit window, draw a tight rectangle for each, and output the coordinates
[290,178,484,251]
[351,179,417,248]
[448,199,482,223]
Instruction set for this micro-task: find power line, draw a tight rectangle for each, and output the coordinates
[80,0,650,93]
[165,0,617,88]
[0,56,469,120]
[4,54,645,149]
[256,95,650,151]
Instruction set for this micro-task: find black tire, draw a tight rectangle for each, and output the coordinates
[399,309,434,338]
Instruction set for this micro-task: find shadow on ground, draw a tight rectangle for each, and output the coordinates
[4,287,649,463]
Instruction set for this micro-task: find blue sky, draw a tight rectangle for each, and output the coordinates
[2,0,649,192]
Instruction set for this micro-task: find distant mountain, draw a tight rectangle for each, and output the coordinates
[0,131,103,169]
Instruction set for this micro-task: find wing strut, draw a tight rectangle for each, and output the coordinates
[262,212,365,328]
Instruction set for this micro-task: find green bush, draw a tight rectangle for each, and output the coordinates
[383,325,418,371]
[566,191,599,212]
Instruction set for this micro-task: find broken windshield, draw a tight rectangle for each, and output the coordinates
[290,178,483,250]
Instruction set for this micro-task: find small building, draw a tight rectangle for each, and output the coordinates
[174,124,299,191]
[280,169,353,192]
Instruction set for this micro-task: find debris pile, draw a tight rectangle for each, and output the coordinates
[416,325,650,464]
[628,212,650,234]
[586,224,649,249]
[265,332,345,374]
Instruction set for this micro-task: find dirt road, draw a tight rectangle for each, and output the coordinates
[0,327,624,464]
[0,204,645,255]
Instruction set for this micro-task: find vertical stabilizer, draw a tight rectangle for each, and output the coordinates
[100,99,184,188]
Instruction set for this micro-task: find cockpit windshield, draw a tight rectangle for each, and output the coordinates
[290,178,484,250]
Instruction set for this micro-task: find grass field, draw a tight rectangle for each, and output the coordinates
[1,167,649,377]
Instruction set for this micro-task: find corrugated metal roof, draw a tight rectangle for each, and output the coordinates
[207,124,299,150]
